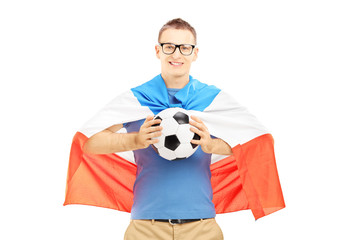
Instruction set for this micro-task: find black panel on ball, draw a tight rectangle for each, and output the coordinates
[152,116,162,127]
[173,112,189,124]
[191,133,201,149]
[164,135,180,151]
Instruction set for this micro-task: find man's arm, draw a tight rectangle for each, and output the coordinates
[83,116,162,154]
[206,138,233,156]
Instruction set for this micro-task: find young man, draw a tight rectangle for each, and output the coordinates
[84,18,227,240]
[64,18,285,240]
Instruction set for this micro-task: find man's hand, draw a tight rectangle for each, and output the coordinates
[189,115,233,155]
[135,115,163,149]
[189,115,214,154]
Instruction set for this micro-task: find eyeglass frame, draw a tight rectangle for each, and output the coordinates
[158,42,196,56]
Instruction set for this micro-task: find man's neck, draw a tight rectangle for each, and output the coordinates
[161,73,190,89]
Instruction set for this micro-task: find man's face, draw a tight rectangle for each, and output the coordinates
[155,29,198,79]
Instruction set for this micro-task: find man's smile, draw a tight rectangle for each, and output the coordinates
[169,61,184,66]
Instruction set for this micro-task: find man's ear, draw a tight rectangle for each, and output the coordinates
[192,47,199,62]
[155,45,161,59]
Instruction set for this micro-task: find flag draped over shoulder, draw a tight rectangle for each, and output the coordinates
[64,74,285,220]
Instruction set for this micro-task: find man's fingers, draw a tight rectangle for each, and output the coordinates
[151,126,163,132]
[142,115,154,127]
[149,131,162,139]
[190,126,204,138]
[190,115,201,121]
[147,138,160,145]
[143,125,162,134]
[190,115,205,125]
[144,115,154,122]
[190,119,208,132]
[190,139,201,145]
[150,119,162,127]
[143,118,162,128]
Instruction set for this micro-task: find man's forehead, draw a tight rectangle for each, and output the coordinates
[159,29,196,45]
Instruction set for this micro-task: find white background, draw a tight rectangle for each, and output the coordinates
[1,0,359,239]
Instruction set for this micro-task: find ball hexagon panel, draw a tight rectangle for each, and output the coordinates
[157,108,176,119]
[158,147,177,161]
[177,124,195,144]
[153,133,165,149]
[174,143,197,159]
[161,117,179,136]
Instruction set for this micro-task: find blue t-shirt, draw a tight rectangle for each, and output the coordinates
[124,88,216,219]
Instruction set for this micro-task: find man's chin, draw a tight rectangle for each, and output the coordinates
[167,71,189,78]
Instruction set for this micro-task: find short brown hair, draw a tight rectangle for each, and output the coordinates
[158,18,197,45]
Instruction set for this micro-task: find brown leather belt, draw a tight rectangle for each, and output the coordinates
[154,219,207,225]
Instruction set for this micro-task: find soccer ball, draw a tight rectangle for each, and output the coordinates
[151,107,200,161]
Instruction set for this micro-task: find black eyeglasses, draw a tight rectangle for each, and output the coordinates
[159,43,196,56]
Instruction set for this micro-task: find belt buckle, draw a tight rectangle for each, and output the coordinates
[168,219,181,225]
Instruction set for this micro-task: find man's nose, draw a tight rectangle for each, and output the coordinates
[172,47,182,58]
